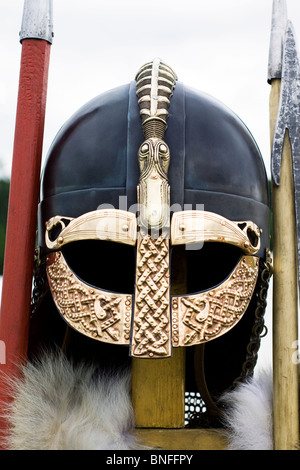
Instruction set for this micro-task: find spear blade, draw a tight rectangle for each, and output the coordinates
[271,22,300,186]
[271,21,300,264]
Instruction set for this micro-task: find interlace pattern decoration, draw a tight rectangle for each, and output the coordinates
[46,252,131,345]
[131,231,171,357]
[172,256,259,347]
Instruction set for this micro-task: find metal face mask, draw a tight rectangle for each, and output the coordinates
[44,59,262,359]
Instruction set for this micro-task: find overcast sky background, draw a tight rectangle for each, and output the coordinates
[1,0,300,370]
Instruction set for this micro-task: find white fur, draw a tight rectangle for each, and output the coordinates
[221,368,274,450]
[3,352,145,450]
[3,352,275,450]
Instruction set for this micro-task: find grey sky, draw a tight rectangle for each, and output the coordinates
[0,0,300,180]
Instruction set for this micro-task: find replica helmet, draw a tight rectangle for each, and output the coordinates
[31,59,271,426]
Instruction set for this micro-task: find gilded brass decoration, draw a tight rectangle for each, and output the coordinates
[131,58,176,357]
[45,209,262,356]
[171,211,261,255]
[137,138,171,231]
[45,209,137,250]
[172,256,259,347]
[131,230,171,358]
[46,251,131,345]
[135,58,177,138]
[136,58,177,231]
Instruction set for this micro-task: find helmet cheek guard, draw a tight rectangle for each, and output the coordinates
[32,59,271,426]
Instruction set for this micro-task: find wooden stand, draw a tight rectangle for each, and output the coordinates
[132,349,227,449]
[132,348,186,429]
[134,428,227,450]
[131,245,227,449]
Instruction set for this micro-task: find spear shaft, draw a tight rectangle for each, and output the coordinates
[269,0,299,450]
[271,81,299,450]
[0,0,53,446]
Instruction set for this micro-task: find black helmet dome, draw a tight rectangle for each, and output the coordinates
[39,81,270,255]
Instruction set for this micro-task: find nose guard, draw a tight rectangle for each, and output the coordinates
[132,59,176,357]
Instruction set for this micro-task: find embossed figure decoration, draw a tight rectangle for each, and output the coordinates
[44,59,264,359]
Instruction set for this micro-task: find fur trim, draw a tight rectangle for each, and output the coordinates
[3,352,145,450]
[3,351,275,450]
[221,368,273,450]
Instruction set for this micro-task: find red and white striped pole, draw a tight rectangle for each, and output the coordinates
[0,0,53,445]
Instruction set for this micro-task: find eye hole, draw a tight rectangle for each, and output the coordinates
[62,240,136,295]
[171,243,241,295]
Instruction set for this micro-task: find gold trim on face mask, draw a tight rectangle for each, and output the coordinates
[131,229,171,358]
[171,211,261,255]
[45,244,259,357]
[45,210,137,250]
[46,251,132,345]
[172,255,259,348]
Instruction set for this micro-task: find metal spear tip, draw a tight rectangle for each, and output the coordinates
[268,0,288,83]
[19,0,54,44]
[271,20,300,186]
